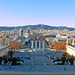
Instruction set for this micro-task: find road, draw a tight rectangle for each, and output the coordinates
[0,72,75,75]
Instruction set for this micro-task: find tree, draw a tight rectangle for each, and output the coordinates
[25,41,28,48]
[62,52,68,57]
[29,40,30,43]
[10,41,22,51]
[51,42,57,46]
[61,57,66,65]
[51,41,66,51]
[8,50,14,57]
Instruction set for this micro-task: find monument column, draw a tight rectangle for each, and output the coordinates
[72,37,75,46]
[43,41,45,54]
[35,40,37,53]
[66,36,69,46]
[31,41,33,53]
[39,40,41,54]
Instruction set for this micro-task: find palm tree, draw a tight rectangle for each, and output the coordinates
[62,52,68,57]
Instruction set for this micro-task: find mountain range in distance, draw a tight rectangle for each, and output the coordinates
[0,24,75,31]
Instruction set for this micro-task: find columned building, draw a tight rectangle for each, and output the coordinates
[66,37,75,56]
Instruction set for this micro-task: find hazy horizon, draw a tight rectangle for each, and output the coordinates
[0,0,75,28]
[0,24,75,28]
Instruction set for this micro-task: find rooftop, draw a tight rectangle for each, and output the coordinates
[0,45,9,50]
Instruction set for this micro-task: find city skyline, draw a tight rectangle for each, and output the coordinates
[0,0,75,28]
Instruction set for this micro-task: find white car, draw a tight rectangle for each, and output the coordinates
[54,61,62,65]
[17,61,24,65]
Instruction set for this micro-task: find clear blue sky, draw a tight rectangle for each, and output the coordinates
[0,0,75,27]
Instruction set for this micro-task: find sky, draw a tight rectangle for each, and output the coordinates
[0,0,75,28]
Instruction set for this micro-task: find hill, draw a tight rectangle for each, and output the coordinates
[0,24,75,31]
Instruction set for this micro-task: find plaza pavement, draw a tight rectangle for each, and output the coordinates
[13,51,63,65]
[0,72,75,75]
[0,65,75,72]
[0,51,72,75]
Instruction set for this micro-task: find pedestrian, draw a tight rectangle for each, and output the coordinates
[64,67,66,71]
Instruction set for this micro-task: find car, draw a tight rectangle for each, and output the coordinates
[17,61,24,65]
[53,61,62,65]
[50,56,56,59]
[26,55,30,59]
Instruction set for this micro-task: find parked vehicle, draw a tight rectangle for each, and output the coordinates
[50,56,56,59]
[53,61,62,65]
[17,60,24,65]
[26,55,30,59]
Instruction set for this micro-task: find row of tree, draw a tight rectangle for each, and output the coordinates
[10,41,23,50]
[3,41,23,51]
[51,41,66,50]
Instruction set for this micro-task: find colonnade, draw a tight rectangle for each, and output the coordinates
[66,37,75,46]
[31,40,45,53]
